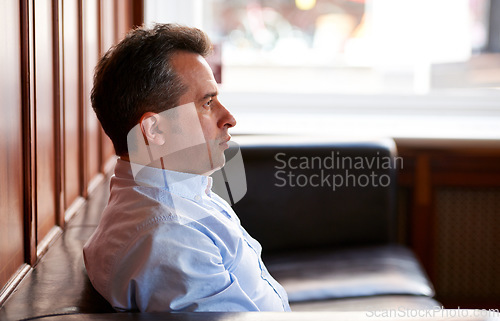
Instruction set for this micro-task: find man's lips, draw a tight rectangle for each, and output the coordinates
[219,136,231,144]
[219,136,231,148]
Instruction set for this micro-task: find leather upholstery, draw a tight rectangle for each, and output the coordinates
[290,295,441,312]
[266,245,434,302]
[231,138,435,304]
[232,139,398,253]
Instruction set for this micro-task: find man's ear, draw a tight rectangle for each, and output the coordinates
[139,112,166,146]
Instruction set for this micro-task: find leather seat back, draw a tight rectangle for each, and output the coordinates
[231,139,399,253]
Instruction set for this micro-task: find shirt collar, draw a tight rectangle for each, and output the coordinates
[115,159,213,200]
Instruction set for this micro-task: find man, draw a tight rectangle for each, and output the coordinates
[83,24,290,312]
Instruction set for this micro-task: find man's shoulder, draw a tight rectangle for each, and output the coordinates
[85,176,240,260]
[83,186,179,287]
[87,180,217,251]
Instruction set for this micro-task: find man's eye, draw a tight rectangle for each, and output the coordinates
[203,99,213,109]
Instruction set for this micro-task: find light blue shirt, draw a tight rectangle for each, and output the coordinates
[83,159,290,312]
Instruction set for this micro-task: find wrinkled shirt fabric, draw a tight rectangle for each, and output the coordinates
[83,159,290,312]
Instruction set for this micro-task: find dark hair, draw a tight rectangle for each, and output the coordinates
[91,23,212,156]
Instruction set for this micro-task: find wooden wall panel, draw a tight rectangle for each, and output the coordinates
[397,141,500,309]
[62,0,82,210]
[0,0,26,290]
[0,0,141,299]
[34,0,57,242]
[116,0,133,39]
[82,0,101,191]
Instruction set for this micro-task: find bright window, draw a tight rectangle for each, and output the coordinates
[146,0,498,95]
[145,0,500,139]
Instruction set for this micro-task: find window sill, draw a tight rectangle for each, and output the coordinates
[224,91,500,148]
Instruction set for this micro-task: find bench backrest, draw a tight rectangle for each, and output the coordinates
[230,138,399,254]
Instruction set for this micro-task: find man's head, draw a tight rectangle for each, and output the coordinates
[92,23,236,175]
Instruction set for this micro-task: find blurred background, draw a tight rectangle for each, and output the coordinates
[146,0,499,93]
[145,0,500,139]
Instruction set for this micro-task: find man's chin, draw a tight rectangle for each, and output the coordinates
[208,154,226,174]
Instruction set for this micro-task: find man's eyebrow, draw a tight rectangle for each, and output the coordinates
[198,91,218,102]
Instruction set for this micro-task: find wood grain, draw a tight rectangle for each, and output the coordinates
[82,0,101,194]
[0,0,26,289]
[34,0,57,243]
[62,0,83,210]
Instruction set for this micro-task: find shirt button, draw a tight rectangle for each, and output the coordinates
[194,195,201,202]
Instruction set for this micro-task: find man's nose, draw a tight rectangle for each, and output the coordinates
[218,104,237,128]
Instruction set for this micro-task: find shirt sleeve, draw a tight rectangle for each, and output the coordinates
[107,220,261,312]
